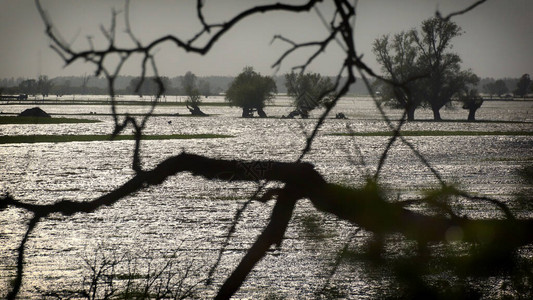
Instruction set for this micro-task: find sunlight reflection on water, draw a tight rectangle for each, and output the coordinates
[0,97,532,298]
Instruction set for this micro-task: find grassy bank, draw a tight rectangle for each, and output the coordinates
[0,134,234,144]
[0,116,100,124]
[330,130,533,137]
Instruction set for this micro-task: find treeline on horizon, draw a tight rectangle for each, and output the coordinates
[0,74,372,96]
[0,74,524,98]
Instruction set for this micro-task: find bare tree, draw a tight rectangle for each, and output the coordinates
[6,1,533,299]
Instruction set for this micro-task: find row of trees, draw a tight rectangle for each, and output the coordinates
[0,74,214,98]
[372,17,479,121]
[126,74,213,100]
[0,68,341,119]
[372,17,532,121]
[1,74,372,96]
[1,75,54,98]
[0,75,107,97]
[224,67,335,118]
[483,74,532,99]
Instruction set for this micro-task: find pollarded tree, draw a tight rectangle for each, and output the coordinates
[225,66,277,118]
[284,71,334,118]
[374,17,479,120]
[372,31,424,121]
[413,17,479,120]
[181,71,207,116]
[460,88,483,121]
[514,73,531,98]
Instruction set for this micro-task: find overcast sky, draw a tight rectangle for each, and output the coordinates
[0,0,531,79]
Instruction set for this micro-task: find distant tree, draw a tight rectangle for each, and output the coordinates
[37,75,53,99]
[514,73,531,98]
[374,18,479,121]
[372,31,423,120]
[225,66,277,118]
[128,76,169,99]
[61,79,71,96]
[482,81,496,99]
[460,88,483,121]
[81,74,91,95]
[413,18,479,120]
[493,79,509,97]
[484,79,509,99]
[181,71,206,116]
[18,79,37,96]
[284,72,334,118]
[198,79,212,97]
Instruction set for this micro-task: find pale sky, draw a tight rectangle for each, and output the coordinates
[0,0,531,79]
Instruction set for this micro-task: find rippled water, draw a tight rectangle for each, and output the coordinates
[1,97,533,298]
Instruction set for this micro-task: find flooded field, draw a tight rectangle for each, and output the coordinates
[1,96,533,298]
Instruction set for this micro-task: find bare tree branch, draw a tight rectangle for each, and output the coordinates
[436,0,487,21]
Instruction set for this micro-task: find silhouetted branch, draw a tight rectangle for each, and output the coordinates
[271,30,339,73]
[3,152,530,245]
[6,215,40,300]
[216,188,297,299]
[436,0,487,21]
[206,182,268,286]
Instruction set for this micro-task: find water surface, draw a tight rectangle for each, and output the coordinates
[1,97,532,298]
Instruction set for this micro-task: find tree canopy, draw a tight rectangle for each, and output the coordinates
[372,31,423,120]
[181,71,206,115]
[514,73,531,98]
[127,76,170,98]
[483,79,509,98]
[373,17,479,120]
[225,66,277,118]
[284,71,334,118]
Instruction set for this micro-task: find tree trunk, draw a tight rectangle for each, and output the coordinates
[463,99,483,122]
[407,106,415,121]
[242,107,253,118]
[187,105,207,116]
[256,107,267,118]
[432,106,442,121]
[467,108,477,121]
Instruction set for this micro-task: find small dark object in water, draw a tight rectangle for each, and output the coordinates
[18,107,51,118]
[168,120,172,124]
[335,112,347,119]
